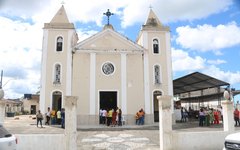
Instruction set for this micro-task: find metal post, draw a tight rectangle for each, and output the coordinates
[0,70,3,89]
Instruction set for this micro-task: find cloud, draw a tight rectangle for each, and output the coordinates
[171,48,206,71]
[207,59,227,65]
[0,0,234,28]
[76,29,99,42]
[0,16,42,98]
[149,0,233,23]
[0,0,50,19]
[203,66,240,85]
[172,48,240,86]
[176,22,240,53]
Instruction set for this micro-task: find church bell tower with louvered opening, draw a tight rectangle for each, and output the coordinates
[137,9,173,122]
[40,6,78,113]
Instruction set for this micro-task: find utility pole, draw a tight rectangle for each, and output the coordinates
[0,70,2,89]
[0,70,4,99]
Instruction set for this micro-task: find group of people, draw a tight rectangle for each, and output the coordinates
[36,107,65,128]
[99,107,122,127]
[135,108,145,125]
[198,107,222,127]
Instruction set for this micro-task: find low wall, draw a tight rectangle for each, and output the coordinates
[172,130,233,150]
[16,134,65,150]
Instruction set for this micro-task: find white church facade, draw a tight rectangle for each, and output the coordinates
[40,6,173,125]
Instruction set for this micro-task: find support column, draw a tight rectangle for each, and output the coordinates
[222,100,234,132]
[65,96,78,150]
[157,95,172,150]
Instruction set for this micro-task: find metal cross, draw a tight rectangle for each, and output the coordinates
[103,9,114,25]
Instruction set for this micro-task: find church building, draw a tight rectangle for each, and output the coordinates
[40,6,173,125]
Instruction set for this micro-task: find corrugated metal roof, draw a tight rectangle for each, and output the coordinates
[173,72,230,95]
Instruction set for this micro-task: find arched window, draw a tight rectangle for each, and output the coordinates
[56,36,63,52]
[54,64,61,84]
[154,65,160,84]
[153,39,159,54]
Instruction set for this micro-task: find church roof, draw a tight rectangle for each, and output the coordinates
[44,5,74,29]
[142,9,169,31]
[75,28,146,53]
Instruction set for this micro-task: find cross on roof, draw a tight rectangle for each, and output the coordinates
[103,9,114,25]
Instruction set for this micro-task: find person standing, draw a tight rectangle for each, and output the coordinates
[214,109,219,124]
[45,107,51,125]
[102,108,107,125]
[61,108,65,129]
[135,111,140,125]
[36,110,43,128]
[199,108,205,127]
[118,109,122,126]
[57,109,61,125]
[234,108,240,126]
[181,107,187,122]
[107,109,113,126]
[51,109,56,125]
[112,109,117,127]
[99,108,103,124]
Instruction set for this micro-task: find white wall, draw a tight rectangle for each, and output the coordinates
[172,131,232,150]
[16,134,65,150]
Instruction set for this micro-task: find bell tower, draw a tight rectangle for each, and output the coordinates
[137,9,173,122]
[40,5,78,113]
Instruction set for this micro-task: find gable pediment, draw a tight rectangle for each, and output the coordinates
[75,28,145,53]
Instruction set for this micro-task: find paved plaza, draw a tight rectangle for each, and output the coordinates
[3,115,240,150]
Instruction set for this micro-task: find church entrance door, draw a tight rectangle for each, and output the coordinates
[52,91,62,112]
[99,91,117,111]
[153,90,162,122]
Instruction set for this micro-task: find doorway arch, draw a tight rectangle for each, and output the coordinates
[153,90,162,122]
[52,91,62,111]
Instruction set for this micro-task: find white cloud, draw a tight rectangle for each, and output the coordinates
[76,29,98,42]
[172,48,240,86]
[203,66,240,85]
[172,48,206,71]
[149,0,232,23]
[0,17,42,98]
[0,0,233,27]
[207,59,227,65]
[176,22,240,53]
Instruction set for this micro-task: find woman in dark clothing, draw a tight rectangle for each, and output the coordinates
[118,109,122,126]
[199,108,205,126]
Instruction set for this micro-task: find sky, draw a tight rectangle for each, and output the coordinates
[0,0,240,101]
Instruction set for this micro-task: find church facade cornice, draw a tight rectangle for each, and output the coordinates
[74,49,144,54]
[43,23,75,29]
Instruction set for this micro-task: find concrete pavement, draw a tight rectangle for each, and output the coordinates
[3,115,240,150]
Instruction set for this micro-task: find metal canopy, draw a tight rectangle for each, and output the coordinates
[173,72,230,95]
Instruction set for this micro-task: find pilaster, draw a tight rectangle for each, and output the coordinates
[65,96,78,150]
[222,100,234,132]
[157,95,173,150]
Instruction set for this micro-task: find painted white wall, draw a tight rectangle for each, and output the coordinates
[16,134,65,150]
[172,131,231,150]
[14,130,234,150]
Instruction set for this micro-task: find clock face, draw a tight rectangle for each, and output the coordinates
[102,62,114,75]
